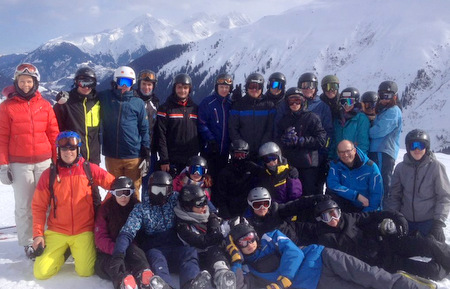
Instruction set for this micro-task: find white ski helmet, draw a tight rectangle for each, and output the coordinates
[113,66,136,85]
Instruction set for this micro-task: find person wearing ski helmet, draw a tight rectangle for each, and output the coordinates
[54,66,101,165]
[135,69,160,195]
[173,155,213,200]
[368,80,402,208]
[113,170,211,289]
[360,91,378,123]
[319,74,341,120]
[265,72,287,105]
[157,73,199,177]
[255,142,302,203]
[229,72,275,160]
[31,130,115,279]
[276,87,327,196]
[198,73,233,185]
[386,129,450,243]
[174,184,236,289]
[215,139,258,219]
[95,176,163,289]
[0,63,59,252]
[329,87,370,160]
[98,66,150,200]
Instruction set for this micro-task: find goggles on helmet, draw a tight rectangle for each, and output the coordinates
[194,196,208,208]
[262,154,278,163]
[363,102,376,109]
[150,185,170,196]
[340,98,356,107]
[217,78,233,85]
[110,188,134,198]
[409,141,426,151]
[324,83,339,92]
[248,82,262,91]
[188,165,206,176]
[270,81,283,90]
[318,208,341,223]
[140,72,156,81]
[76,78,96,88]
[117,77,133,87]
[237,232,257,248]
[379,92,395,100]
[57,137,81,148]
[300,81,317,90]
[233,151,248,160]
[250,199,271,210]
[16,63,38,74]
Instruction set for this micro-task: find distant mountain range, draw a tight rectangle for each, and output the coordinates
[1,0,449,151]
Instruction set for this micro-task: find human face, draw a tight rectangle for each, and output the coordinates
[269,87,282,96]
[337,141,356,167]
[77,86,93,96]
[115,194,131,206]
[175,83,190,100]
[217,84,230,97]
[287,95,303,112]
[325,89,338,99]
[320,208,341,227]
[239,233,258,255]
[140,80,154,95]
[60,146,78,164]
[192,204,208,214]
[17,75,34,94]
[247,83,262,98]
[362,102,377,115]
[301,87,315,99]
[409,141,427,161]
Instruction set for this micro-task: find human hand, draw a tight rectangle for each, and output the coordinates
[110,253,127,275]
[266,276,292,289]
[357,194,369,207]
[0,165,13,185]
[428,220,446,242]
[231,84,242,102]
[139,158,150,177]
[226,235,243,264]
[378,218,397,235]
[56,91,69,104]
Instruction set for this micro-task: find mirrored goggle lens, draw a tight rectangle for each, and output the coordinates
[117,77,133,87]
[250,200,271,210]
[340,98,356,106]
[57,137,80,147]
[77,79,96,88]
[248,83,262,90]
[379,92,395,100]
[320,208,341,223]
[140,72,156,81]
[194,196,208,208]
[217,78,233,85]
[233,151,248,160]
[111,188,134,198]
[237,232,257,248]
[189,165,205,176]
[288,96,303,105]
[16,63,37,74]
[151,185,168,196]
[270,81,283,90]
[300,81,317,89]
[325,83,339,92]
[363,102,376,109]
[262,155,278,163]
[60,146,78,151]
[410,141,426,151]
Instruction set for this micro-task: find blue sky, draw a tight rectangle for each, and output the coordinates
[0,0,311,55]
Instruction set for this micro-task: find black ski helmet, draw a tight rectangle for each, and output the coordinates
[297,72,318,89]
[138,69,157,84]
[230,139,249,155]
[179,184,207,211]
[111,176,135,191]
[187,155,208,176]
[285,87,306,109]
[405,129,430,152]
[340,87,360,102]
[361,91,379,103]
[378,81,398,94]
[267,72,286,91]
[229,216,258,243]
[74,67,97,89]
[172,73,192,93]
[245,73,264,93]
[215,73,233,94]
[148,171,173,205]
[314,199,340,220]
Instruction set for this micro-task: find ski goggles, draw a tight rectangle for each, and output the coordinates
[379,92,395,100]
[233,151,248,160]
[57,137,81,148]
[363,102,377,109]
[140,72,156,81]
[16,63,38,74]
[270,81,283,90]
[247,82,262,90]
[110,188,134,198]
[249,199,271,210]
[237,232,257,248]
[150,185,171,196]
[117,77,133,87]
[188,165,206,176]
[409,141,426,151]
[194,196,208,208]
[217,77,233,85]
[76,78,96,88]
[317,208,341,223]
[340,98,356,107]
[60,146,78,152]
[300,81,317,90]
[262,154,278,163]
[324,83,339,92]
[287,96,304,106]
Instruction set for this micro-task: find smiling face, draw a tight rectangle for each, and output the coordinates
[60,147,78,164]
[17,75,34,94]
[337,140,356,167]
[175,83,190,100]
[140,80,154,95]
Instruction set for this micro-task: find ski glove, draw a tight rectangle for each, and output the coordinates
[207,140,219,155]
[0,165,13,185]
[378,218,397,235]
[56,91,69,105]
[139,146,151,177]
[231,84,242,102]
[266,276,292,289]
[429,220,446,242]
[226,235,243,264]
[110,253,127,276]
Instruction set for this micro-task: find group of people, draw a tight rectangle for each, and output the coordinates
[0,62,449,289]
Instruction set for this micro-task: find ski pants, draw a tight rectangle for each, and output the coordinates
[34,230,96,280]
[105,157,142,201]
[146,245,200,289]
[369,152,395,208]
[10,159,51,246]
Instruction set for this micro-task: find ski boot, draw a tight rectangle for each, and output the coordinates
[149,275,172,289]
[120,274,138,289]
[183,270,213,289]
[214,269,236,289]
[398,271,438,289]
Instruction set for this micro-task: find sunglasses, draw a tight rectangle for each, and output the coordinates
[16,63,38,74]
[57,137,80,148]
[247,82,262,90]
[324,83,339,92]
[300,81,317,90]
[117,77,133,87]
[262,155,278,163]
[409,141,426,151]
[76,78,96,88]
[288,97,303,106]
[237,232,257,248]
[233,151,248,160]
[111,188,134,198]
[188,165,206,176]
[270,81,283,90]
[363,102,376,109]
[250,199,271,210]
[194,196,208,208]
[318,208,341,223]
[340,98,356,106]
[140,72,156,81]
[379,92,395,100]
[60,146,78,152]
[151,185,170,196]
[217,78,233,85]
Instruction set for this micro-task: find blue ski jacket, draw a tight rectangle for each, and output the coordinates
[369,105,402,160]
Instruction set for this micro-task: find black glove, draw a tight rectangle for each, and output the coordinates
[428,220,446,242]
[110,253,126,276]
[56,91,69,104]
[378,218,398,236]
[288,167,299,179]
[207,140,219,155]
[231,84,242,102]
[208,213,222,230]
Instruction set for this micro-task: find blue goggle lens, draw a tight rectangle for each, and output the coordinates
[189,165,205,176]
[271,81,283,90]
[340,98,356,106]
[117,77,133,87]
[410,141,426,151]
